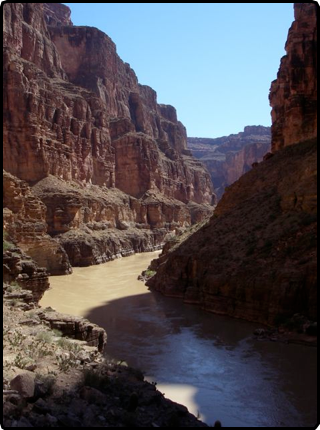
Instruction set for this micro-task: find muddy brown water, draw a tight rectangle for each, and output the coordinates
[40,251,317,427]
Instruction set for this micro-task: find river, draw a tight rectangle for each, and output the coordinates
[40,251,317,427]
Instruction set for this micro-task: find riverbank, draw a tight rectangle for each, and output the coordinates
[2,248,207,427]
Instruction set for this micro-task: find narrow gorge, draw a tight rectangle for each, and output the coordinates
[2,2,317,428]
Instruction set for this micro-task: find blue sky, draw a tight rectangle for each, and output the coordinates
[63,3,294,138]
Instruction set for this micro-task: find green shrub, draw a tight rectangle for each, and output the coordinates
[3,240,13,251]
[83,369,110,391]
[3,230,14,251]
[145,270,156,277]
[36,331,53,343]
[52,329,63,337]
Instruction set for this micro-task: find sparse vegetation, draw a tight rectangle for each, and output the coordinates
[145,269,156,277]
[3,230,14,251]
[57,337,82,353]
[13,352,32,369]
[52,329,63,337]
[7,281,22,293]
[36,331,53,343]
[35,374,56,396]
[82,368,110,391]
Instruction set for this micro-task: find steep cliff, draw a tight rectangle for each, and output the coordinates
[148,138,317,324]
[148,3,317,325]
[188,126,271,199]
[3,3,214,269]
[269,2,317,152]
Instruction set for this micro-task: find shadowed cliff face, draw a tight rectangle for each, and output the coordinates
[269,3,317,152]
[148,3,317,325]
[3,3,215,270]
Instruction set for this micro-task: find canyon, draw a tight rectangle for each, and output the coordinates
[2,2,317,428]
[3,2,215,273]
[148,2,317,326]
[188,126,271,199]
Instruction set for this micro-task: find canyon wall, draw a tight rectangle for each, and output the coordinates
[269,2,317,152]
[188,126,271,199]
[148,3,317,325]
[3,3,214,270]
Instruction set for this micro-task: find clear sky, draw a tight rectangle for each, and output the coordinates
[63,3,294,138]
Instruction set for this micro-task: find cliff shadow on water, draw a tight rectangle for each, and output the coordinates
[85,290,317,427]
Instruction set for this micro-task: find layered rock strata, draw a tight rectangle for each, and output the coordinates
[38,309,107,352]
[188,126,271,199]
[3,171,72,275]
[269,3,317,152]
[3,247,50,303]
[148,4,317,325]
[3,2,215,269]
[3,244,107,351]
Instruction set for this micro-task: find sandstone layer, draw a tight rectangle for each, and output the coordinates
[3,171,71,275]
[3,247,50,303]
[269,3,317,152]
[3,2,214,270]
[188,126,271,199]
[148,4,317,325]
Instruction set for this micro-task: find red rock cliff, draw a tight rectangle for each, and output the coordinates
[3,2,214,204]
[269,3,317,152]
[3,3,215,268]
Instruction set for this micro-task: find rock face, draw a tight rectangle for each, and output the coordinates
[3,247,50,303]
[269,3,317,152]
[148,4,317,325]
[3,171,72,275]
[148,139,317,324]
[38,309,107,352]
[188,126,271,199]
[3,2,214,268]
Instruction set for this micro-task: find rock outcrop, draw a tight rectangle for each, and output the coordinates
[3,247,50,303]
[3,2,215,269]
[188,126,271,199]
[3,242,107,350]
[148,138,317,324]
[38,309,107,352]
[269,3,317,152]
[3,171,72,275]
[148,4,317,325]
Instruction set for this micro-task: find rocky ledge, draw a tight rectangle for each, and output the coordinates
[3,243,207,427]
[3,300,207,428]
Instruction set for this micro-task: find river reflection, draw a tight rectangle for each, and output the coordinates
[41,252,317,427]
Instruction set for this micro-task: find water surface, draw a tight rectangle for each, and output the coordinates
[40,252,317,427]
